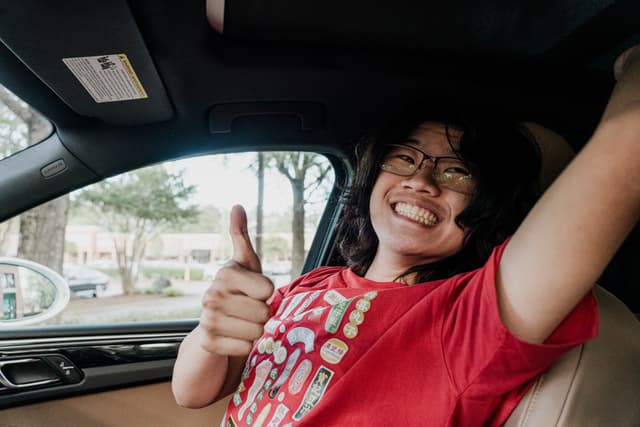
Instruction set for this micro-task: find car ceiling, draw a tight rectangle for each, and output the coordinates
[0,0,637,201]
[1,0,638,155]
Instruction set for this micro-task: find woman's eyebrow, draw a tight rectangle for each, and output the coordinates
[403,138,458,157]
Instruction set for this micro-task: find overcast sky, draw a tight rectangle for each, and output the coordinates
[166,152,333,215]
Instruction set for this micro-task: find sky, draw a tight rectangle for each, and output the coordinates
[165,153,333,215]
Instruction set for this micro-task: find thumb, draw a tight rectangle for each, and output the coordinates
[229,205,262,273]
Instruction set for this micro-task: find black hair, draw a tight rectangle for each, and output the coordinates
[337,106,542,283]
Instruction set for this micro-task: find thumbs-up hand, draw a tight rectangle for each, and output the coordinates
[199,205,275,357]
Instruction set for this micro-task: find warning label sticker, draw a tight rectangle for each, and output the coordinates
[62,54,148,103]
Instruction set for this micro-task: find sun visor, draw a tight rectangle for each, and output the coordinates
[0,0,173,125]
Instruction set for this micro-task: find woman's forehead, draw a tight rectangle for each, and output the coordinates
[408,121,463,152]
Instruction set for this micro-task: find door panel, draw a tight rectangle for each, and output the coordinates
[1,382,229,426]
[0,328,189,408]
[0,324,229,425]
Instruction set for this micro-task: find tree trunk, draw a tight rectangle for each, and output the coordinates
[114,236,136,296]
[120,267,135,296]
[17,195,70,273]
[291,179,305,278]
[0,218,18,255]
[256,153,264,259]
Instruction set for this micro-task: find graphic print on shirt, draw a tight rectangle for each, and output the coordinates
[225,287,379,426]
[292,366,334,421]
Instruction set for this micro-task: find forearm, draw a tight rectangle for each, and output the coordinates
[171,326,230,408]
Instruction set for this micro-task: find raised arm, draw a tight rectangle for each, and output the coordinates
[172,205,274,408]
[497,46,640,343]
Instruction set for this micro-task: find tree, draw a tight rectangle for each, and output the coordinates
[17,195,70,274]
[75,165,199,295]
[0,85,66,272]
[256,152,265,259]
[267,152,332,276]
[174,205,223,233]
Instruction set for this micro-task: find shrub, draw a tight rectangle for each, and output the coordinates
[141,266,204,281]
[162,287,184,297]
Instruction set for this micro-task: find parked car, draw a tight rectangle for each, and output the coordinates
[63,263,109,298]
[0,1,638,426]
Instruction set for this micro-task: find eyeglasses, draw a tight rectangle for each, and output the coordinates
[379,143,475,194]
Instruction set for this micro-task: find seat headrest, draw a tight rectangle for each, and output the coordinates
[522,122,575,191]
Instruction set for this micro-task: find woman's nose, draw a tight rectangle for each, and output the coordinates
[402,162,441,195]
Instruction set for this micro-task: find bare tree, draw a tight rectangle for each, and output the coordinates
[256,152,265,259]
[268,152,332,277]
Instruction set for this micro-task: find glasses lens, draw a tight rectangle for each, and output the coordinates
[434,158,474,193]
[380,145,420,176]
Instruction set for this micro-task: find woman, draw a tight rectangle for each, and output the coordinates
[172,47,640,426]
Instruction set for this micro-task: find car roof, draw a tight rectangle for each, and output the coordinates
[1,2,637,180]
[0,1,638,310]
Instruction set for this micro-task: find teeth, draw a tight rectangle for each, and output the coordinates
[394,203,438,226]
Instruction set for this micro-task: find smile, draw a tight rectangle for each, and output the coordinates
[393,202,439,226]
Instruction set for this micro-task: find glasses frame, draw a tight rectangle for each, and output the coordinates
[379,143,475,194]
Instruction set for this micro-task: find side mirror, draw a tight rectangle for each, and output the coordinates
[0,257,70,326]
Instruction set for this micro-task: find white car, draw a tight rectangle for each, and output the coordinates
[63,264,109,298]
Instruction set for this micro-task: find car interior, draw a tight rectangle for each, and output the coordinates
[0,1,639,425]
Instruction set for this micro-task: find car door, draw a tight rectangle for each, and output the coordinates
[0,140,345,426]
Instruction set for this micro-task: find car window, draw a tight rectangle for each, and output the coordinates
[0,152,335,325]
[0,83,53,161]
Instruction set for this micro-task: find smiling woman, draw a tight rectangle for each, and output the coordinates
[1,1,640,426]
[340,116,541,284]
[172,49,640,425]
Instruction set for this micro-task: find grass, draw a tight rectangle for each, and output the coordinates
[109,308,201,323]
[95,266,204,281]
[56,308,202,324]
[162,287,185,297]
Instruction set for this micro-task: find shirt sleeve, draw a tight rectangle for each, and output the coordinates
[441,239,599,399]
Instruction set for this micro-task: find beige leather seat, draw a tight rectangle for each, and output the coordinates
[505,287,640,426]
[504,124,640,426]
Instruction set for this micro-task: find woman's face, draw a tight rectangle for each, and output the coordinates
[369,122,474,267]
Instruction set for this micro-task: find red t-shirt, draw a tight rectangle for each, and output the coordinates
[223,241,597,426]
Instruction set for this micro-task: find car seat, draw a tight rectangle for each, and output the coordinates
[503,124,640,427]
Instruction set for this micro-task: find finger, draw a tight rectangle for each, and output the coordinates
[215,293,271,324]
[229,205,262,273]
[212,266,275,301]
[200,310,265,342]
[202,283,272,321]
[200,334,254,357]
